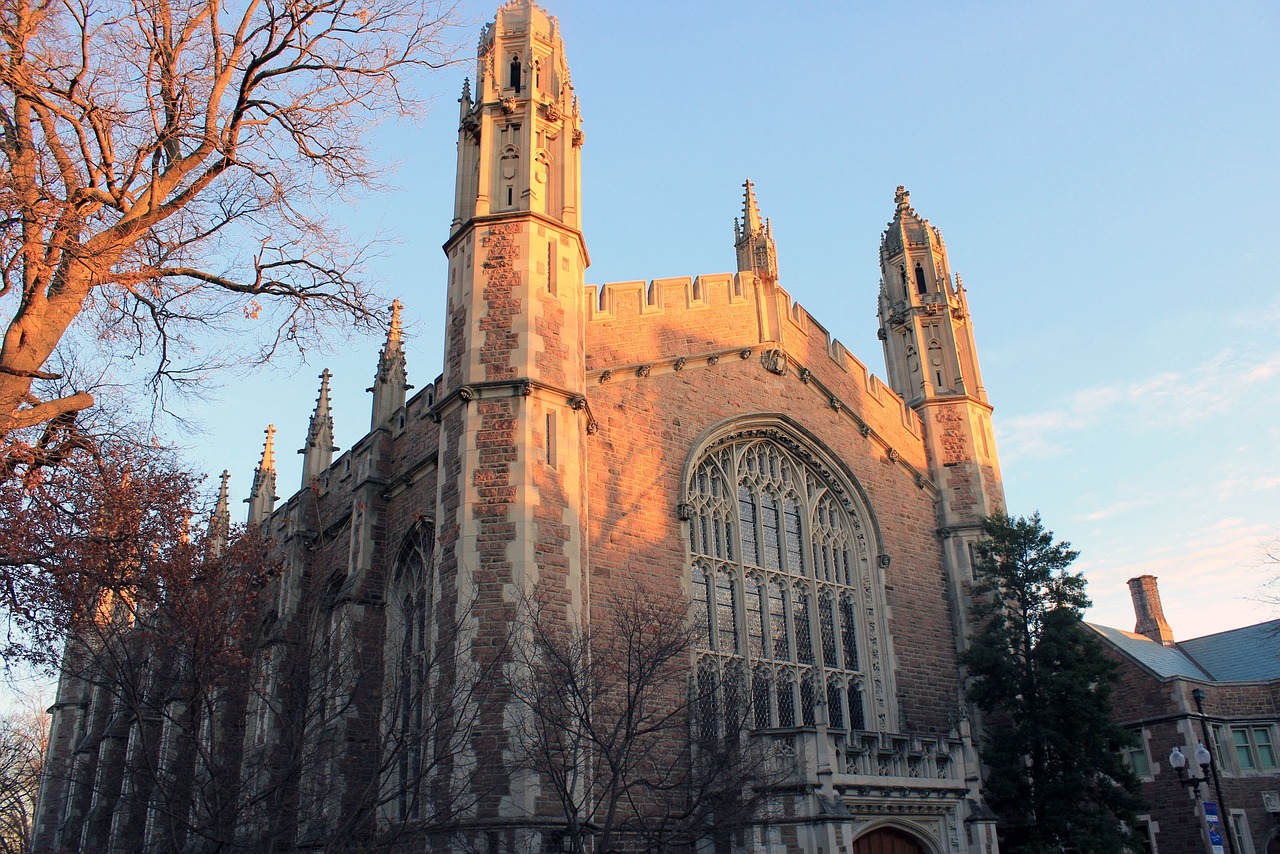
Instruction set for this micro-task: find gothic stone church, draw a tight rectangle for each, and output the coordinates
[36,2,1009,852]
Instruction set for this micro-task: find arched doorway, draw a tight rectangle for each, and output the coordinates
[851,827,929,854]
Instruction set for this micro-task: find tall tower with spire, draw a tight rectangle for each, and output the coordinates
[435,0,591,837]
[877,187,1004,646]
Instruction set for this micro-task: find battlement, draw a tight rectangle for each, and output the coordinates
[584,274,921,438]
[586,272,752,319]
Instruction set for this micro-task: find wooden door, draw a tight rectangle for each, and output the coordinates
[850,827,928,854]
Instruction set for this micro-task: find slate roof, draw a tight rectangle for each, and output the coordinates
[1180,620,1280,682]
[1088,619,1280,683]
[1087,624,1213,680]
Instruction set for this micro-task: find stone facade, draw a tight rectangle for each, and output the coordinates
[33,2,1010,852]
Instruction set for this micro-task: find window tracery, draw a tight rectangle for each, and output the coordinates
[687,432,885,733]
[384,523,434,822]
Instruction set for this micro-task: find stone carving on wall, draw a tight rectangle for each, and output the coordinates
[935,404,967,466]
[760,349,787,376]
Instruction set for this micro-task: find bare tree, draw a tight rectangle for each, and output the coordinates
[513,584,783,854]
[0,699,48,854]
[0,0,461,473]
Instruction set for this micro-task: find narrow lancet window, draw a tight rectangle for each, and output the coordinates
[508,55,521,92]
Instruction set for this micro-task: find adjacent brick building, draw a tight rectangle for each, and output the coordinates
[1092,575,1280,854]
[34,2,1014,852]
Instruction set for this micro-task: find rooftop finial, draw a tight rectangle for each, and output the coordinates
[741,179,763,234]
[895,185,911,211]
[261,424,276,472]
[247,425,279,526]
[388,299,403,345]
[734,180,778,283]
[210,470,231,557]
[371,300,410,429]
[301,370,337,484]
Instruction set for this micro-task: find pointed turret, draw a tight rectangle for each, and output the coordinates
[209,470,231,557]
[299,370,337,485]
[451,0,584,232]
[734,179,778,283]
[876,186,1004,655]
[246,425,278,526]
[878,186,987,405]
[370,301,409,429]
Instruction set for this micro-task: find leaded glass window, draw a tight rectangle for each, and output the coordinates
[687,435,874,733]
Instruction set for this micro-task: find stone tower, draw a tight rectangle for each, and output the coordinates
[434,0,590,840]
[877,186,1004,647]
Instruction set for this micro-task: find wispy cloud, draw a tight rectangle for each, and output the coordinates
[1082,517,1278,637]
[997,348,1280,463]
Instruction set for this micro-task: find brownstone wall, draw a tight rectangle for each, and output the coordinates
[1107,650,1280,854]
[584,298,960,735]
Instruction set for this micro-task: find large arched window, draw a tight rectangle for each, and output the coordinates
[685,426,891,733]
[384,523,434,823]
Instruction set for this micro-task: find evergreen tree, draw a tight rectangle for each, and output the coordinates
[964,512,1145,853]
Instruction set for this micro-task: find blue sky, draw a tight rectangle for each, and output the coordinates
[180,0,1280,640]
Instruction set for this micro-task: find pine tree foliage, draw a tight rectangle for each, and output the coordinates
[964,512,1145,853]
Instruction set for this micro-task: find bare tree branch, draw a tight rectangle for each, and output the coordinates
[0,0,463,471]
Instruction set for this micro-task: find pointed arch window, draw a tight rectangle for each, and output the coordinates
[914,262,928,294]
[687,433,880,734]
[384,523,434,823]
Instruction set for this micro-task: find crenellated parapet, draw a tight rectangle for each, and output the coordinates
[584,274,923,443]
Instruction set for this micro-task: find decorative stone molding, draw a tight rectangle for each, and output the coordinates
[676,503,692,521]
[707,354,719,366]
[542,101,561,122]
[520,380,532,396]
[598,369,612,383]
[885,447,899,463]
[572,129,584,147]
[739,348,752,360]
[858,421,872,438]
[878,554,891,568]
[500,97,517,114]
[673,356,687,371]
[569,396,587,411]
[457,386,474,403]
[636,364,651,378]
[799,367,812,383]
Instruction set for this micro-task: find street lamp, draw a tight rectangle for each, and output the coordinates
[1168,743,1214,794]
[1169,688,1235,854]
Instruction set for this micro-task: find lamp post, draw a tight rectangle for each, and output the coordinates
[1169,688,1235,854]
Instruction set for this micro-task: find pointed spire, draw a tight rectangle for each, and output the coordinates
[459,76,472,117]
[209,470,231,557]
[247,425,278,526]
[734,180,778,283]
[300,369,337,485]
[741,180,764,234]
[370,300,410,429]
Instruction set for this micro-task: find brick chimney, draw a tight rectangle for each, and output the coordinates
[1128,575,1175,645]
